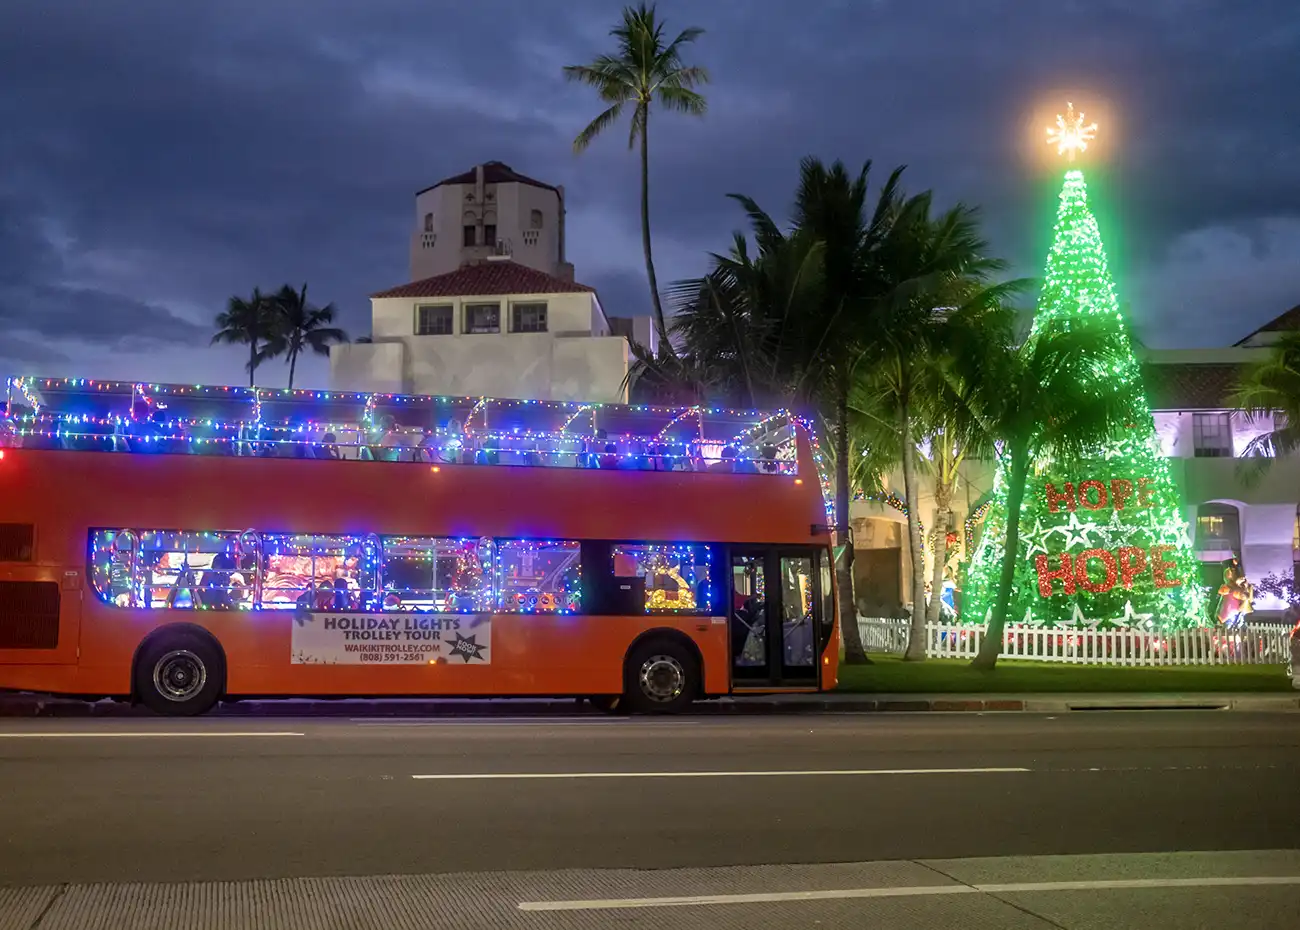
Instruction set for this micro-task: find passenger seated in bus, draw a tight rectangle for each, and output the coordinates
[198,552,243,610]
[312,432,341,460]
[709,446,739,473]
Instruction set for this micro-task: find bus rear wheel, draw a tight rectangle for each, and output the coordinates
[623,638,698,715]
[135,631,224,717]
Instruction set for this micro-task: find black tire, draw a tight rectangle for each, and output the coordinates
[134,630,225,716]
[623,637,698,715]
[587,694,623,714]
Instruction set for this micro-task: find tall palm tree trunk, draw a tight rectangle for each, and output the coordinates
[288,348,299,390]
[972,447,1029,670]
[638,107,668,348]
[925,481,953,627]
[248,341,257,388]
[900,404,927,661]
[835,387,870,664]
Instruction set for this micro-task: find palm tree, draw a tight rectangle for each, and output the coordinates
[1231,329,1300,478]
[262,283,349,389]
[564,3,708,347]
[660,158,907,663]
[948,313,1138,669]
[867,201,1030,659]
[212,288,277,387]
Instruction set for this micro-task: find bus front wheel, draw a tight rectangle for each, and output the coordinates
[623,637,698,715]
[134,630,225,716]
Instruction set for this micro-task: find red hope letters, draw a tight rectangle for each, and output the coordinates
[1044,477,1157,513]
[1034,546,1182,598]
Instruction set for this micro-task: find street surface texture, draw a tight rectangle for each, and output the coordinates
[1,712,1298,928]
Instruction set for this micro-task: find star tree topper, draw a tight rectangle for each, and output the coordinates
[1047,102,1098,161]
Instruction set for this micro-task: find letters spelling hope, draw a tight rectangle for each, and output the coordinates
[1032,477,1183,597]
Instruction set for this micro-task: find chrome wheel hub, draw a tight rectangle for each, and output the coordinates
[638,654,685,703]
[153,650,207,702]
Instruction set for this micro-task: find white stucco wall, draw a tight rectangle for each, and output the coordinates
[329,334,627,402]
[409,179,563,281]
[331,290,627,401]
[371,291,599,339]
[1152,410,1279,458]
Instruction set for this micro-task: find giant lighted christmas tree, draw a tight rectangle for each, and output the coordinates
[963,105,1207,629]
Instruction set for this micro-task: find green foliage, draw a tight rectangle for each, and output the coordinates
[1231,329,1300,483]
[564,3,708,343]
[260,283,349,390]
[211,287,277,387]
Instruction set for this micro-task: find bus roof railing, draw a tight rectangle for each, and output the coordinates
[1,376,808,476]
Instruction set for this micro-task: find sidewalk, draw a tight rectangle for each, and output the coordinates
[1,690,1297,718]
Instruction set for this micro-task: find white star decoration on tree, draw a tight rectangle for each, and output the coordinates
[1117,600,1155,628]
[1053,512,1099,550]
[1023,518,1052,557]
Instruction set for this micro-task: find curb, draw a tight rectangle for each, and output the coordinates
[1,693,1295,719]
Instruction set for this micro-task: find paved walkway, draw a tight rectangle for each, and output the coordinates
[3,850,1298,929]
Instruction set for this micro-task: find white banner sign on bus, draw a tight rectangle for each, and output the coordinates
[290,612,492,665]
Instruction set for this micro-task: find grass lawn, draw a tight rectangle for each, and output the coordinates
[835,654,1293,694]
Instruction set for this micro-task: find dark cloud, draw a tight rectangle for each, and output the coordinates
[0,0,1295,383]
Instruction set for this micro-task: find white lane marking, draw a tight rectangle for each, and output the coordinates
[0,731,305,739]
[518,875,1300,912]
[414,767,1029,780]
[352,718,662,726]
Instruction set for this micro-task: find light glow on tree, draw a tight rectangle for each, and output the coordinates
[962,163,1207,630]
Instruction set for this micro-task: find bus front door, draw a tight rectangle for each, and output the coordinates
[729,548,820,688]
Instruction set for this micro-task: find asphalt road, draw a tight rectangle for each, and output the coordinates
[1,712,1298,928]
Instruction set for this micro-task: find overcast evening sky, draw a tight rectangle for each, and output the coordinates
[1,1,1297,390]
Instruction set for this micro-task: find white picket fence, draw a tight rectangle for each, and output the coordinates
[857,617,1291,666]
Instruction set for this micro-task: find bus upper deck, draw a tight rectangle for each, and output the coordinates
[1,377,812,477]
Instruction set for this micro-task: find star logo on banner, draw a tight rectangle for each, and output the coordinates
[445,633,487,664]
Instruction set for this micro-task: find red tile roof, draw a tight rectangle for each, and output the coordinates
[371,260,596,299]
[1141,362,1243,410]
[1234,304,1300,345]
[417,161,558,196]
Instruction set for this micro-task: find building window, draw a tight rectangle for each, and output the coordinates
[415,305,454,336]
[462,225,476,247]
[611,544,714,613]
[511,302,547,333]
[484,224,497,248]
[380,537,492,612]
[1194,504,1241,552]
[423,213,434,233]
[1192,413,1232,457]
[530,209,544,229]
[464,303,500,334]
[495,539,581,613]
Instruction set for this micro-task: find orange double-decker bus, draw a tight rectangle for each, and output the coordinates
[0,377,839,715]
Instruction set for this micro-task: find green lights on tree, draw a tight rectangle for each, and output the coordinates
[963,169,1207,630]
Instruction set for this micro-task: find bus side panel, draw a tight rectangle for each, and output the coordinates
[0,564,81,668]
[74,604,730,698]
